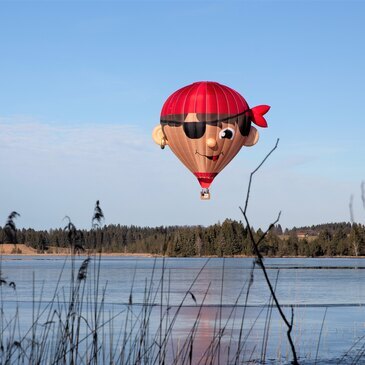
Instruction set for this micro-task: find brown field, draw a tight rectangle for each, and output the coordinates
[0,244,157,257]
[0,244,37,255]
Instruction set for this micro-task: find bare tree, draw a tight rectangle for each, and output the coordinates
[239,139,299,365]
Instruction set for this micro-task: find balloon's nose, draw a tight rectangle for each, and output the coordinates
[206,138,217,148]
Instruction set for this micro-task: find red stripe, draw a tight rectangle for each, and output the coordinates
[194,172,218,188]
[161,81,249,116]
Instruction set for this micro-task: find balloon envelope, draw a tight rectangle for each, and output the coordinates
[159,81,268,189]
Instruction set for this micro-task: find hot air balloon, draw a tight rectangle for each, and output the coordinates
[152,81,270,200]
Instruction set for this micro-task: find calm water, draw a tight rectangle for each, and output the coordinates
[1,256,365,364]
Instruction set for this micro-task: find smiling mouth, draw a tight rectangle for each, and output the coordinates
[195,151,223,161]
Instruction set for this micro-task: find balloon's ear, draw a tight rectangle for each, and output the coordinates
[243,126,259,147]
[152,125,168,148]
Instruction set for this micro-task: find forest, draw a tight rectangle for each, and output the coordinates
[0,218,364,257]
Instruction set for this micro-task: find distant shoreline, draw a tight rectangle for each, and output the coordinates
[0,245,364,259]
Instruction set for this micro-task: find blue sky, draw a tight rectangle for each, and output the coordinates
[1,0,364,230]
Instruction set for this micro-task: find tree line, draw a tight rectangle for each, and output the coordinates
[1,218,365,257]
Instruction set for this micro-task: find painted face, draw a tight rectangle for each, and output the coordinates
[161,112,255,179]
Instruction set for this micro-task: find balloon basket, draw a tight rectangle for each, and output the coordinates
[200,189,210,200]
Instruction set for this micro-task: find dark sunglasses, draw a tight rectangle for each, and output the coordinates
[161,111,251,139]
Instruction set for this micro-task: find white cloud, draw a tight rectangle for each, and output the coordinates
[0,116,149,161]
[0,116,166,228]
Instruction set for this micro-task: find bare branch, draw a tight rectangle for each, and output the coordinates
[243,138,279,214]
[239,139,299,365]
[255,212,281,248]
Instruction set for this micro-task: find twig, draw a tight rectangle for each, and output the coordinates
[239,138,299,365]
[243,138,279,214]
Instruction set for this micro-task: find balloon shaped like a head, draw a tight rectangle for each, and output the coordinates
[152,81,270,198]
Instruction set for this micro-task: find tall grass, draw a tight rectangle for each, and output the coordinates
[0,252,292,365]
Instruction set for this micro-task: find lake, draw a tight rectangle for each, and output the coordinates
[1,256,365,364]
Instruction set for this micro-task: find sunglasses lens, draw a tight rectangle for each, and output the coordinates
[183,122,206,139]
